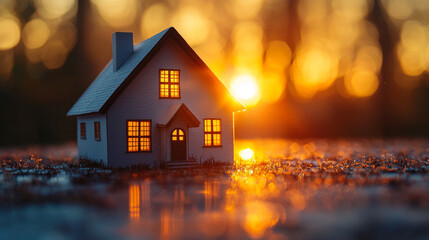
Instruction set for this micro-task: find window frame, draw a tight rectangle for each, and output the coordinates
[203,118,222,147]
[159,69,181,99]
[94,122,101,141]
[80,122,86,139]
[126,120,152,153]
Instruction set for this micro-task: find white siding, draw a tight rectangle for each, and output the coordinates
[77,114,108,166]
[106,37,234,167]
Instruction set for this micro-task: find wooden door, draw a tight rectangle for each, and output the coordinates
[171,128,186,161]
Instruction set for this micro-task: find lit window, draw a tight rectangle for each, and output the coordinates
[204,119,221,147]
[171,129,185,141]
[160,69,180,98]
[80,123,86,139]
[94,122,101,141]
[127,120,151,152]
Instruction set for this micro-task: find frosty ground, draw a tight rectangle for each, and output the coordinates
[1,139,429,240]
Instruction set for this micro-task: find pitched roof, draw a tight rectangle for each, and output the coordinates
[157,103,200,128]
[67,27,245,116]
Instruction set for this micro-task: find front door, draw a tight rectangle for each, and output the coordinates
[171,128,186,162]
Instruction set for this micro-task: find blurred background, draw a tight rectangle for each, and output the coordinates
[0,0,429,146]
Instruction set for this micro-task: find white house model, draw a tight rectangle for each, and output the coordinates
[67,27,245,168]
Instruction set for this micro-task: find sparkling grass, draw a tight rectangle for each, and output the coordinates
[0,139,429,239]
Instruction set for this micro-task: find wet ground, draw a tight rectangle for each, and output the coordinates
[1,139,429,240]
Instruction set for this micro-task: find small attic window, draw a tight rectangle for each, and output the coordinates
[160,69,180,99]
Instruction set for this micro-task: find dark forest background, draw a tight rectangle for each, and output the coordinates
[0,0,428,146]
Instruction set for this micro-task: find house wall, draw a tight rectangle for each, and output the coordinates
[107,37,235,167]
[77,114,108,166]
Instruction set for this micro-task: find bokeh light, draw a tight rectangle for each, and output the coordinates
[0,16,20,50]
[91,0,137,27]
[22,18,50,49]
[344,70,380,97]
[1,0,429,108]
[35,0,76,19]
[171,6,211,46]
[0,50,14,78]
[384,0,414,20]
[291,46,338,98]
[140,3,170,38]
[41,40,68,69]
[227,0,263,20]
[397,20,429,77]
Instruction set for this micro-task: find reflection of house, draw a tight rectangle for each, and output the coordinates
[67,27,245,167]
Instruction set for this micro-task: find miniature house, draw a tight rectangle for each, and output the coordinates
[67,27,245,167]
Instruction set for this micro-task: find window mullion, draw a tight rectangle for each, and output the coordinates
[168,70,171,96]
[210,119,214,146]
[138,121,141,152]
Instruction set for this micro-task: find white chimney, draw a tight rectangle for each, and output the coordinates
[112,32,133,71]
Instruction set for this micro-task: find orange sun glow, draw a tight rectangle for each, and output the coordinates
[230,74,260,106]
[239,148,255,162]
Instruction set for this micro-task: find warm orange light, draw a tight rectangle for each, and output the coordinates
[231,74,260,106]
[0,17,21,50]
[22,18,50,49]
[239,148,254,162]
[91,0,137,27]
[344,69,379,97]
[129,184,140,219]
[291,47,338,98]
[243,201,279,239]
[204,119,221,146]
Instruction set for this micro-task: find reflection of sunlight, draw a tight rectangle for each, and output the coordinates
[129,184,140,220]
[244,201,280,239]
[239,148,255,163]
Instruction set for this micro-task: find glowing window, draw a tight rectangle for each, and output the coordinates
[204,119,221,147]
[127,120,151,152]
[80,123,86,139]
[159,69,180,98]
[171,129,185,141]
[94,122,101,141]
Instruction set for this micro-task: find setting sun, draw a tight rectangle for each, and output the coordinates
[230,74,260,106]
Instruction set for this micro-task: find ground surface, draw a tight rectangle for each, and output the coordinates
[1,139,429,240]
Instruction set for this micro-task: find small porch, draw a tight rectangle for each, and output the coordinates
[157,103,200,165]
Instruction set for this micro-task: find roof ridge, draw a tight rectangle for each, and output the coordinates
[67,27,244,117]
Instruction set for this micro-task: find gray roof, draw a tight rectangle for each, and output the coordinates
[67,28,170,116]
[67,27,245,116]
